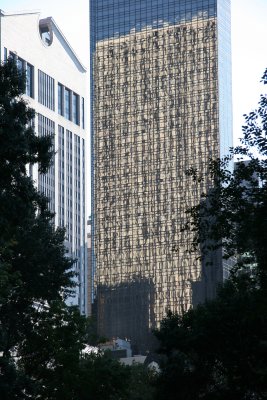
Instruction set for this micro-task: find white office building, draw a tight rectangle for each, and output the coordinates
[0,10,88,314]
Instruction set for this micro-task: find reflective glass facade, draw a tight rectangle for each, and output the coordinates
[91,0,232,352]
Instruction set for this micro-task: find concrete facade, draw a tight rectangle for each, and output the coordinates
[0,10,88,314]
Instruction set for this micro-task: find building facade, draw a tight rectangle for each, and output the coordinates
[87,217,93,316]
[0,10,88,314]
[91,0,232,351]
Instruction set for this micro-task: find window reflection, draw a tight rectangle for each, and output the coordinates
[92,0,232,349]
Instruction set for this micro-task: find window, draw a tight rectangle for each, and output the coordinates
[26,63,34,98]
[38,114,55,213]
[72,93,79,125]
[58,83,82,125]
[58,125,65,227]
[16,57,25,90]
[39,25,52,46]
[17,57,24,73]
[9,51,16,61]
[8,52,34,98]
[81,97,85,129]
[38,70,55,110]
[58,83,64,116]
[65,88,71,120]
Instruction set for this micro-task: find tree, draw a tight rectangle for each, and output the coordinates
[0,59,137,400]
[154,69,267,400]
[76,356,157,400]
[0,58,79,397]
[183,68,267,285]
[155,276,267,400]
[125,363,157,400]
[75,352,131,400]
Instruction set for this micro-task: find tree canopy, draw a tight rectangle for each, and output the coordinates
[154,69,267,400]
[183,68,267,284]
[0,59,138,400]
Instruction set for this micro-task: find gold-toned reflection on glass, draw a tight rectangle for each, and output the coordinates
[94,17,220,351]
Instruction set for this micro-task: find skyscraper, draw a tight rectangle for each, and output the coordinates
[91,0,232,351]
[0,10,88,314]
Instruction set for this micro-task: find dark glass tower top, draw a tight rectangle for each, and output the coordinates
[93,0,217,41]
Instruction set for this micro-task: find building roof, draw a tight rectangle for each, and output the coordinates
[0,10,86,72]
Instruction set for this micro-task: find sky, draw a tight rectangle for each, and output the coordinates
[0,0,267,146]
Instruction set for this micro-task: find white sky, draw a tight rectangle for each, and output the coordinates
[0,0,267,145]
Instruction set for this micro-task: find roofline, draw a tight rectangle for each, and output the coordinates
[0,10,86,72]
[0,10,40,17]
[44,17,86,72]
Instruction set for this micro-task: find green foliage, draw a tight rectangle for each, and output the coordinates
[126,363,157,400]
[0,58,152,400]
[155,276,267,400]
[184,68,267,286]
[0,58,79,398]
[17,303,88,398]
[76,352,131,400]
[154,69,267,400]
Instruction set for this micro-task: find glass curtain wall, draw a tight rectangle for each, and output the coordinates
[91,0,232,352]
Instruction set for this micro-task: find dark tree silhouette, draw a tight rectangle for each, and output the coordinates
[0,60,135,400]
[154,69,267,400]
